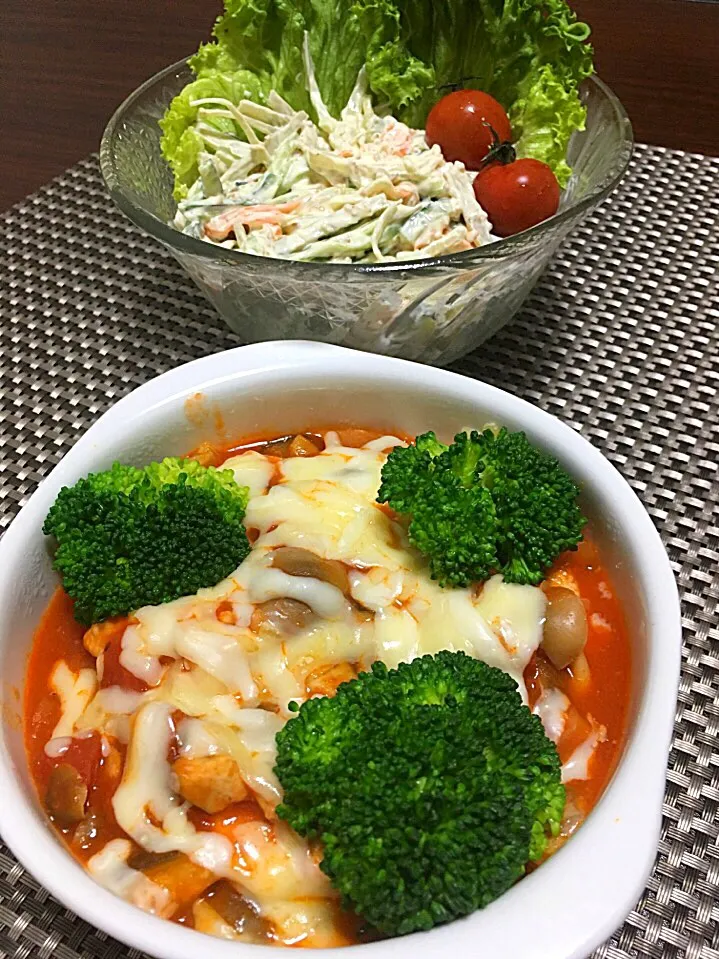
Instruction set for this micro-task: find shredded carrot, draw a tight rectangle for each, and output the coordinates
[204,201,301,240]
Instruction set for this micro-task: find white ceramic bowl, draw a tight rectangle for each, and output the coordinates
[0,341,680,959]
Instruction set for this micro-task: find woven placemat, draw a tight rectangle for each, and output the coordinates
[1,144,718,959]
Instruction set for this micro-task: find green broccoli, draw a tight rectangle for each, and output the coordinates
[377,428,586,587]
[275,651,564,937]
[43,458,250,625]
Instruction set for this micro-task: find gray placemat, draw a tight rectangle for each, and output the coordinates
[1,145,718,959]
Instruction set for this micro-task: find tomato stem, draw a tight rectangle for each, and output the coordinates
[477,123,516,170]
[437,75,487,93]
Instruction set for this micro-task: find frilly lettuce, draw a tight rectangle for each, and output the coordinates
[161,0,593,198]
[160,70,268,199]
[510,65,589,185]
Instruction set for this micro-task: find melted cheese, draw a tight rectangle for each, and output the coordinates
[233,820,333,903]
[176,716,222,758]
[533,688,570,743]
[46,660,97,750]
[223,450,276,499]
[251,642,303,709]
[112,700,234,871]
[112,441,545,713]
[562,723,606,783]
[74,685,146,745]
[88,839,173,917]
[44,736,72,759]
[192,890,345,947]
[67,432,556,938]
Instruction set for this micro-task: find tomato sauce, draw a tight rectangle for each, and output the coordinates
[23,426,633,942]
[25,588,90,786]
[524,536,632,813]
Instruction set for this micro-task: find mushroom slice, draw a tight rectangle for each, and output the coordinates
[270,547,350,595]
[46,763,87,825]
[541,587,588,670]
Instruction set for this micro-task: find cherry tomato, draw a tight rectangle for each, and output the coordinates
[473,158,560,237]
[426,90,512,170]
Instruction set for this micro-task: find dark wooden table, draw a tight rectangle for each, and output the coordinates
[1,0,717,211]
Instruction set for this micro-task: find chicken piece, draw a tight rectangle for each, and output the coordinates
[306,662,357,698]
[102,743,124,787]
[83,616,129,658]
[288,434,322,457]
[188,441,225,468]
[172,755,248,814]
[143,854,216,913]
[216,600,236,625]
[542,567,580,596]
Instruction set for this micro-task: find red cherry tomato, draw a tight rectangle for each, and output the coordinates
[426,90,512,170]
[473,158,560,237]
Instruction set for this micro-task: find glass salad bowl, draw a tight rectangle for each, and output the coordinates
[100,61,632,364]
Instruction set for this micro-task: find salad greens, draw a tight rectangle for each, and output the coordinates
[161,0,592,200]
[171,44,492,263]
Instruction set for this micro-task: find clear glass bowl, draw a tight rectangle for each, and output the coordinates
[100,61,632,364]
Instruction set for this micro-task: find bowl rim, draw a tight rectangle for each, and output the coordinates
[100,60,634,277]
[0,341,679,959]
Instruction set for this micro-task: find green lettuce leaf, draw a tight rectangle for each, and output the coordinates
[384,0,593,185]
[160,0,593,196]
[160,70,268,199]
[510,65,589,186]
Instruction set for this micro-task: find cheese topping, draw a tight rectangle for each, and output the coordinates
[88,838,173,917]
[562,722,606,783]
[117,439,545,702]
[533,688,570,743]
[45,661,98,753]
[112,701,233,870]
[66,432,552,941]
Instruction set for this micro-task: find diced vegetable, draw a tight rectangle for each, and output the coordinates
[288,434,322,457]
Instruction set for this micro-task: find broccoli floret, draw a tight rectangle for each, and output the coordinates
[377,428,585,587]
[476,428,586,585]
[275,651,564,937]
[43,458,250,625]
